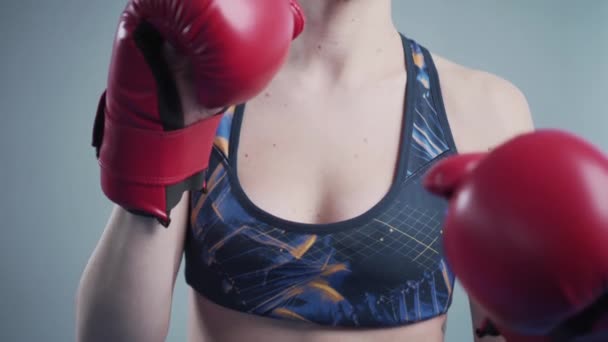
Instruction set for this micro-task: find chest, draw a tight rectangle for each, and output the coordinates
[234,79,407,225]
[185,48,461,326]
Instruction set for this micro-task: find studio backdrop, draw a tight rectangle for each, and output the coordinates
[0,0,605,341]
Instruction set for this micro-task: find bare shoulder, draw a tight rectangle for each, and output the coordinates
[430,53,535,152]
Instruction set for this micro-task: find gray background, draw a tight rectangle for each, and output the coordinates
[0,0,606,341]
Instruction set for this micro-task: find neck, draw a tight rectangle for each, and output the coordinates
[285,0,400,87]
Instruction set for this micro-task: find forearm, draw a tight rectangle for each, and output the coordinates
[470,300,506,342]
[474,328,506,342]
[76,199,188,342]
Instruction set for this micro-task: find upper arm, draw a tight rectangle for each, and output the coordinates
[436,58,535,340]
[466,77,534,341]
[464,77,534,341]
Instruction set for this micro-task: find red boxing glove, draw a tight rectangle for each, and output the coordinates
[92,0,305,226]
[423,130,608,341]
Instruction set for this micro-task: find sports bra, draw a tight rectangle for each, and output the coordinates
[185,35,458,328]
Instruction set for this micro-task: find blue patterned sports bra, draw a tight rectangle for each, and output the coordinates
[184,35,458,328]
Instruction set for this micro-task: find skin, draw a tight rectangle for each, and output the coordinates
[76,1,534,341]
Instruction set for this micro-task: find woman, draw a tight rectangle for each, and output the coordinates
[76,1,534,341]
